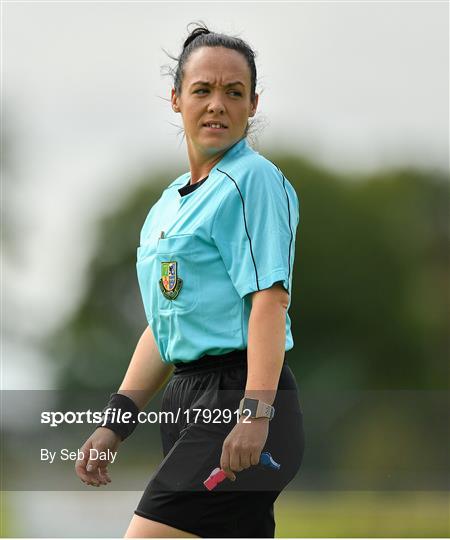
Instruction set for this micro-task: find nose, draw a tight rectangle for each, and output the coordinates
[207,94,225,114]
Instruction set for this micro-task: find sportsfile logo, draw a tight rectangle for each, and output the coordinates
[40,407,251,427]
[40,408,180,427]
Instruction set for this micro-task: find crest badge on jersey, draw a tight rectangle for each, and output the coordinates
[159,261,183,300]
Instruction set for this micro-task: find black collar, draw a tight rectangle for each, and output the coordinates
[178,176,209,197]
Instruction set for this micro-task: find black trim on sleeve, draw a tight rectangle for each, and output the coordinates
[216,165,294,295]
[216,168,260,292]
[274,165,294,288]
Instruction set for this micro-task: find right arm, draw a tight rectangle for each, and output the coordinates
[75,326,173,486]
[118,325,174,410]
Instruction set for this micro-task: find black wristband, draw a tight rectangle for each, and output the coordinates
[97,393,140,441]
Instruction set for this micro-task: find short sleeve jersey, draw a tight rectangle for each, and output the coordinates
[136,137,300,363]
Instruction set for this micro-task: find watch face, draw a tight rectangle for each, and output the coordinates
[243,398,258,417]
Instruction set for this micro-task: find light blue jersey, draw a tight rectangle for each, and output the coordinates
[136,137,300,363]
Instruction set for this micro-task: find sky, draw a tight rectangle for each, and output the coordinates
[2,1,449,388]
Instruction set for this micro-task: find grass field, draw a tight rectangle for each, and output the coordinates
[0,492,12,537]
[275,491,450,537]
[1,490,449,537]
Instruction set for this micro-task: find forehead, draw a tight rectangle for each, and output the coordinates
[182,46,251,85]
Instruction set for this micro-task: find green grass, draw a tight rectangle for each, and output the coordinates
[1,490,449,537]
[0,492,14,537]
[275,491,450,537]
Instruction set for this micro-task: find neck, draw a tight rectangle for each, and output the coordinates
[186,141,233,184]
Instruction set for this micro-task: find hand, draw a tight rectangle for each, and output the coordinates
[75,427,121,487]
[220,417,269,481]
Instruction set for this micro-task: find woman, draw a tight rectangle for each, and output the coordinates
[75,24,305,538]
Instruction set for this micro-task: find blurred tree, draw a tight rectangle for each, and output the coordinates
[45,169,171,391]
[44,155,449,392]
[273,156,449,390]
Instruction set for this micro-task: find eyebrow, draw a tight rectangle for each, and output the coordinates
[190,80,245,88]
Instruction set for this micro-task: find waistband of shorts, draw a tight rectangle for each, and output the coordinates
[173,349,248,376]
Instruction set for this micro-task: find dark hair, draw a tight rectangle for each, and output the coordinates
[166,22,258,102]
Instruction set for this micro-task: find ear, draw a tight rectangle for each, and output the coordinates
[249,93,259,118]
[171,88,180,113]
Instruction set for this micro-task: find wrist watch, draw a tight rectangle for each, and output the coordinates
[238,397,275,421]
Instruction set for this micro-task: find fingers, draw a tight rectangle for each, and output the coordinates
[87,458,111,486]
[96,456,112,485]
[239,451,252,470]
[98,466,112,484]
[78,463,109,487]
[86,453,100,474]
[250,450,261,467]
[229,449,243,473]
[74,440,112,488]
[75,442,93,484]
[75,454,102,487]
[219,446,236,482]
[220,443,256,481]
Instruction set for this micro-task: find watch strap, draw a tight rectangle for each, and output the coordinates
[239,397,275,420]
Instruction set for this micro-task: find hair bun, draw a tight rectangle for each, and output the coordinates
[182,25,211,50]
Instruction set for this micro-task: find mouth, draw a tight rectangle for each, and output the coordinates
[202,122,228,130]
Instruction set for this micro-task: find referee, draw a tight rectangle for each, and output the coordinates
[75,23,305,538]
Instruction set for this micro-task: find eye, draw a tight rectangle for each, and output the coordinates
[193,88,208,94]
[228,90,242,97]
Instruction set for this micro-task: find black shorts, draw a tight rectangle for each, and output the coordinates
[134,349,305,538]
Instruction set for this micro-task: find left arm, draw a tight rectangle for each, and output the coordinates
[220,283,289,480]
[246,282,289,404]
